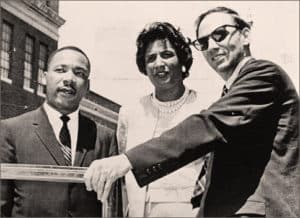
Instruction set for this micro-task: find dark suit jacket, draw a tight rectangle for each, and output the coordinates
[126,59,299,217]
[0,106,122,217]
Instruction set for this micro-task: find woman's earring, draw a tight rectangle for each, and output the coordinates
[182,65,186,73]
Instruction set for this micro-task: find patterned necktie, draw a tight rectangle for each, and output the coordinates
[191,85,229,207]
[59,115,72,166]
[221,85,228,97]
[191,154,209,208]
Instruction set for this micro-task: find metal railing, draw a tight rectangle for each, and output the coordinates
[0,163,110,217]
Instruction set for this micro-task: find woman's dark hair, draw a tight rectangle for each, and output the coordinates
[136,22,193,79]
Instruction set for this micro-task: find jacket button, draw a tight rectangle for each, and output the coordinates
[152,166,158,172]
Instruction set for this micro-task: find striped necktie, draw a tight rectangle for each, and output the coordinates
[59,115,72,166]
[221,85,228,97]
[191,154,209,208]
[191,85,229,207]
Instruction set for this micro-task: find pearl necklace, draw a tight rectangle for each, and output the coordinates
[151,88,190,115]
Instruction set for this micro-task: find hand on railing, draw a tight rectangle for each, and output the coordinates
[84,154,132,202]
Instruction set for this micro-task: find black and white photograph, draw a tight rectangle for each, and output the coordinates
[0,1,299,217]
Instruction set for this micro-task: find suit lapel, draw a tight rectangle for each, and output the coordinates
[230,57,255,88]
[33,107,66,165]
[74,114,97,166]
[199,58,255,214]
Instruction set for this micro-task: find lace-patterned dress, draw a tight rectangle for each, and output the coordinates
[117,88,207,217]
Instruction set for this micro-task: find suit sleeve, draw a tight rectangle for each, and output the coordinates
[0,121,17,217]
[126,60,281,187]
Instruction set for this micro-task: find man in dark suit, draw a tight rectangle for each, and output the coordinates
[0,46,122,217]
[84,7,299,218]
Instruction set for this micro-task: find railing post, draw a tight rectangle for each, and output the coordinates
[102,193,112,218]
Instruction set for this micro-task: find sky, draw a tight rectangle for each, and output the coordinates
[58,1,299,106]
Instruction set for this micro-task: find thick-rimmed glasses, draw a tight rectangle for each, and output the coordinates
[192,25,239,51]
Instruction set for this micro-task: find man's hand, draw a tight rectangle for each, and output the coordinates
[84,154,132,201]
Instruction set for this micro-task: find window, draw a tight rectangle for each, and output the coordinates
[37,43,47,97]
[23,35,34,92]
[1,21,13,84]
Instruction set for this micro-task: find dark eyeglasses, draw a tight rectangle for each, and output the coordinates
[192,25,239,51]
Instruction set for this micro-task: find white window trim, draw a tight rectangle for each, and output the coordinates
[23,85,34,93]
[37,89,46,98]
[0,77,12,84]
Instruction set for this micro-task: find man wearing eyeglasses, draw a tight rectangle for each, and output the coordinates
[84,6,299,218]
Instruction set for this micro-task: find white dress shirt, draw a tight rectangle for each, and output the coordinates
[225,56,252,89]
[43,102,79,165]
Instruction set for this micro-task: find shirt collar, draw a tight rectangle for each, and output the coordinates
[225,56,252,89]
[43,102,79,125]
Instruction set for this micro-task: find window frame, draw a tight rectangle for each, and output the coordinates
[1,20,13,84]
[23,35,35,93]
[37,43,48,97]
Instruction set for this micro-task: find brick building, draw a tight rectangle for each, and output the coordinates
[0,0,120,130]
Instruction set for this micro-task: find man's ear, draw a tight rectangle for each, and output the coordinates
[241,27,251,45]
[43,71,48,85]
